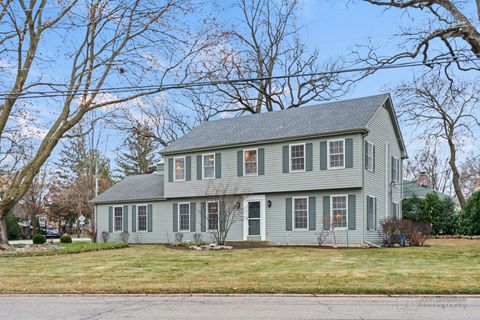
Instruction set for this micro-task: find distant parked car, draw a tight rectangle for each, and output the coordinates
[42,229,62,239]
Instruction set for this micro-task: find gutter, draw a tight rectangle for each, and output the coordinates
[161,128,369,156]
[90,197,166,205]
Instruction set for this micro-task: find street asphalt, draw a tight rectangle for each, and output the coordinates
[0,295,477,320]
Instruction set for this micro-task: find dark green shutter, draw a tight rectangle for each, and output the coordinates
[348,195,356,230]
[364,141,368,170]
[282,146,289,173]
[219,202,225,232]
[123,205,128,232]
[185,156,191,181]
[323,196,330,230]
[345,138,353,168]
[173,203,178,232]
[374,197,377,230]
[285,198,292,231]
[215,153,221,178]
[308,196,316,230]
[147,204,153,232]
[373,145,376,172]
[190,203,196,232]
[391,156,395,181]
[320,141,327,170]
[168,158,173,182]
[366,196,371,230]
[200,202,206,232]
[197,155,202,180]
[131,205,137,233]
[108,206,113,232]
[306,143,313,171]
[237,150,243,177]
[258,148,265,175]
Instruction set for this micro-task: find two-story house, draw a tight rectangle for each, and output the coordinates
[92,93,407,244]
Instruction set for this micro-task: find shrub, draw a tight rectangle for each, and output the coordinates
[458,191,480,235]
[120,231,129,243]
[6,214,21,240]
[175,232,183,242]
[60,234,72,244]
[193,233,202,243]
[315,230,330,247]
[380,219,432,247]
[101,231,109,243]
[32,233,46,245]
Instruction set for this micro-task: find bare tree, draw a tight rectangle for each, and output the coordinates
[405,141,452,194]
[357,0,480,74]
[0,0,211,248]
[460,155,480,197]
[394,73,480,208]
[186,0,349,116]
[200,181,244,245]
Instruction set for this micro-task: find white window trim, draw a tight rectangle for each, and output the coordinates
[173,156,186,182]
[365,140,374,172]
[243,148,258,176]
[289,143,306,173]
[327,138,345,170]
[292,196,309,231]
[366,195,376,231]
[202,153,216,180]
[136,204,148,233]
[178,202,191,232]
[392,201,400,219]
[330,194,348,231]
[206,201,219,231]
[392,156,400,183]
[113,205,123,233]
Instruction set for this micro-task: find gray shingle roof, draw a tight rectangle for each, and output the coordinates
[91,174,164,204]
[162,94,390,154]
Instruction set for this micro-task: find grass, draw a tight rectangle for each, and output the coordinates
[1,242,128,257]
[0,239,479,294]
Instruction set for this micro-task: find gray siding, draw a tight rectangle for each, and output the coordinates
[164,134,363,199]
[363,105,403,243]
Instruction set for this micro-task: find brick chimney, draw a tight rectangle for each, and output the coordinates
[417,171,430,188]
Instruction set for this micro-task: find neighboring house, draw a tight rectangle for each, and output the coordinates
[403,180,459,206]
[92,94,407,244]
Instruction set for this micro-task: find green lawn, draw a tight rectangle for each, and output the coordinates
[1,239,479,294]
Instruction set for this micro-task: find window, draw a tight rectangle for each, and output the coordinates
[174,157,185,181]
[207,201,219,231]
[329,139,344,169]
[137,205,147,232]
[331,195,347,229]
[203,154,215,179]
[290,144,305,172]
[392,202,399,220]
[179,203,190,231]
[293,197,308,229]
[391,156,400,182]
[367,196,376,230]
[365,141,374,172]
[244,149,258,175]
[114,206,123,232]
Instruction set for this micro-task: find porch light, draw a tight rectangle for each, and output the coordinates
[267,200,272,208]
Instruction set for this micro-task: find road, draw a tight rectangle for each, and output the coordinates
[0,295,477,320]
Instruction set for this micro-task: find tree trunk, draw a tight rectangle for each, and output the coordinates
[447,135,466,208]
[0,212,9,249]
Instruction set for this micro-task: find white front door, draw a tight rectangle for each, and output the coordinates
[243,195,266,240]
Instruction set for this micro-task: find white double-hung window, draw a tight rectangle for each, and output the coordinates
[293,197,308,230]
[174,157,185,181]
[207,201,219,231]
[114,206,123,232]
[203,154,215,179]
[331,195,347,229]
[244,149,258,175]
[329,139,344,169]
[137,205,147,232]
[290,144,305,172]
[391,156,400,182]
[365,141,374,172]
[178,203,190,231]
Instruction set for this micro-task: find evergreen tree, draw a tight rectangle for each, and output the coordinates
[458,191,480,235]
[116,122,159,177]
[6,214,21,240]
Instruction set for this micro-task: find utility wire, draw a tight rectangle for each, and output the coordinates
[1,56,479,100]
